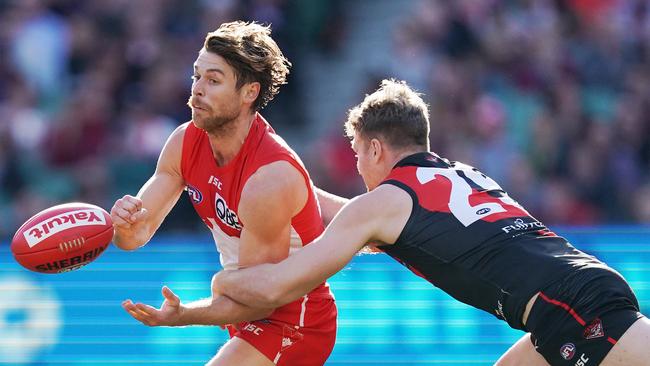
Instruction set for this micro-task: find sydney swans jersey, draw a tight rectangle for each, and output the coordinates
[180,114,334,322]
[378,152,603,330]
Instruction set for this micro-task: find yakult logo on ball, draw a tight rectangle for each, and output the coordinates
[23,209,106,247]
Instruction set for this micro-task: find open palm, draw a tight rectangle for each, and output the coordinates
[122,286,184,326]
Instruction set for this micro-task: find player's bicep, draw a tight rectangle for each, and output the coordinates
[237,161,307,267]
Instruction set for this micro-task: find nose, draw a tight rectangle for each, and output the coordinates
[191,79,204,97]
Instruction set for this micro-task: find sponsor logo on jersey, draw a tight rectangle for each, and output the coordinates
[494,300,505,320]
[575,354,590,366]
[500,218,545,234]
[560,343,576,360]
[187,185,203,204]
[208,175,223,190]
[476,207,491,215]
[583,318,604,339]
[215,192,241,230]
[282,337,293,348]
[24,209,106,248]
[242,323,263,335]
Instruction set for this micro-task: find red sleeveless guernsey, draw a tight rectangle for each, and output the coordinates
[180,113,335,327]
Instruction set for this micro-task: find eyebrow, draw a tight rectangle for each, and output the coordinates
[193,65,225,76]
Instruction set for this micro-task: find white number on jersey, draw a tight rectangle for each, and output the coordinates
[415,163,522,226]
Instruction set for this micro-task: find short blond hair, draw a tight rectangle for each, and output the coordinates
[345,79,430,149]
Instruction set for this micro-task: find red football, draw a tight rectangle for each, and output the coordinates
[11,202,113,273]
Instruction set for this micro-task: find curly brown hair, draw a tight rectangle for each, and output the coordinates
[345,79,430,150]
[204,21,291,111]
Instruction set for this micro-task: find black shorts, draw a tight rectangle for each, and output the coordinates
[525,266,644,365]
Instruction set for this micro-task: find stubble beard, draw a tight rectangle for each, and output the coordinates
[189,100,240,137]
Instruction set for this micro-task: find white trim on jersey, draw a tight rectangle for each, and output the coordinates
[299,295,308,327]
[207,218,239,270]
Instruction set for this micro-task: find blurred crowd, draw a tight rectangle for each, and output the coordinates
[1,0,649,241]
[378,0,650,225]
[0,0,343,239]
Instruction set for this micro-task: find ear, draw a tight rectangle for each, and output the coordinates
[242,82,261,105]
[369,138,383,163]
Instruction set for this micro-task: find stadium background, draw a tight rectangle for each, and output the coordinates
[1,0,649,364]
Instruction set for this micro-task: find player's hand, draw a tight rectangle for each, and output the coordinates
[111,195,148,229]
[122,286,185,327]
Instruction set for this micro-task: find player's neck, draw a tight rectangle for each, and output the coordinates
[207,111,257,167]
[389,148,426,168]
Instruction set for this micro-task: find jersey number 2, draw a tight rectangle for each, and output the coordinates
[416,163,521,226]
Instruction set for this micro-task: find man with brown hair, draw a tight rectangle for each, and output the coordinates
[213,79,650,365]
[111,21,338,365]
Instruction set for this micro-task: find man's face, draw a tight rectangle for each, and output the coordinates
[351,132,380,191]
[188,49,246,134]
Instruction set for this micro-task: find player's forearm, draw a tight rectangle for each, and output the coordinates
[214,263,322,309]
[177,295,273,326]
[214,267,285,308]
[315,187,349,226]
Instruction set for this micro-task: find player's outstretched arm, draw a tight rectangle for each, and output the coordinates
[111,124,186,250]
[122,275,274,327]
[214,184,412,308]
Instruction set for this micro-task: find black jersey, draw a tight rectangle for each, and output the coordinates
[377,152,604,330]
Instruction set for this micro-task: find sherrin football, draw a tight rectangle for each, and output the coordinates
[11,202,113,273]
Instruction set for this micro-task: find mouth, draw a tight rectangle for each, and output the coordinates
[189,98,209,111]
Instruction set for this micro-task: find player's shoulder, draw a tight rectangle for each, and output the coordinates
[156,122,190,174]
[244,161,304,198]
[171,122,190,140]
[162,122,190,150]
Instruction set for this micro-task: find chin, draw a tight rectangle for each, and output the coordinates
[191,118,203,128]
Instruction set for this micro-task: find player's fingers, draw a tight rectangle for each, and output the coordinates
[111,215,131,229]
[130,208,148,223]
[113,206,137,225]
[133,304,162,326]
[135,302,157,314]
[162,286,180,305]
[120,196,143,219]
[122,300,147,322]
[123,195,143,211]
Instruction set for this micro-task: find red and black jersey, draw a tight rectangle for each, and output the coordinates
[377,152,603,330]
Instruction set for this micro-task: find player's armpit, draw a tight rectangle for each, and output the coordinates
[315,187,349,226]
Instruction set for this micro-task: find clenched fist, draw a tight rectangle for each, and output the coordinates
[111,195,150,250]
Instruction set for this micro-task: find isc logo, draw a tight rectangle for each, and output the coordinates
[215,193,241,230]
[575,354,589,366]
[242,323,263,335]
[23,209,106,248]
